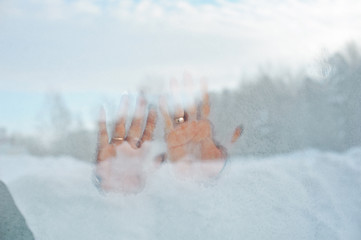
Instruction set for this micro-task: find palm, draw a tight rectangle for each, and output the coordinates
[166,120,223,162]
[96,95,157,193]
[160,80,242,178]
[97,142,150,193]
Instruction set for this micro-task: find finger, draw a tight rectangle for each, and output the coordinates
[127,95,147,147]
[97,107,109,161]
[111,95,129,145]
[231,125,243,144]
[183,73,197,121]
[140,106,157,143]
[170,78,184,119]
[159,96,174,132]
[200,81,210,119]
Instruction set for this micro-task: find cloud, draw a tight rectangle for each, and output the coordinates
[4,0,361,46]
[1,0,361,93]
[73,0,101,15]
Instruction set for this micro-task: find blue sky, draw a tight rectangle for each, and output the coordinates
[1,0,361,135]
[0,91,103,135]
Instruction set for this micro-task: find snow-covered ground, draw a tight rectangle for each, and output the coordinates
[1,149,361,240]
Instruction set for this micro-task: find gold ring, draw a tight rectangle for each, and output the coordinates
[112,137,124,141]
[175,117,185,124]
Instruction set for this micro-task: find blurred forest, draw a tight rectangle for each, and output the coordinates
[1,43,360,161]
[212,43,361,156]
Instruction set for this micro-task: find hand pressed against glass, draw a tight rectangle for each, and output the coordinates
[96,95,157,193]
[160,79,242,178]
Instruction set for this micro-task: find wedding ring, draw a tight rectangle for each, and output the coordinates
[112,137,124,141]
[175,117,185,124]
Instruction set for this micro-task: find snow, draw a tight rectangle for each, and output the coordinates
[1,148,361,240]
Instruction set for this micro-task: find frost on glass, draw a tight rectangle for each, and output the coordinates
[1,45,361,239]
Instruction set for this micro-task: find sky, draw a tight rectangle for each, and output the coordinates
[1,0,361,134]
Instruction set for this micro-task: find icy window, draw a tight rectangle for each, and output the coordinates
[1,1,361,239]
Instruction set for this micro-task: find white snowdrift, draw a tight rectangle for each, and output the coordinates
[1,148,361,240]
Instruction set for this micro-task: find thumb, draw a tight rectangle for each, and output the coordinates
[231,125,243,144]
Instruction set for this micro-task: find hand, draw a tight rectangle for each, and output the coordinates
[95,95,157,193]
[160,78,242,178]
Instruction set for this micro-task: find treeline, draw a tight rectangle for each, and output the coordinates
[5,94,98,161]
[210,43,361,156]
